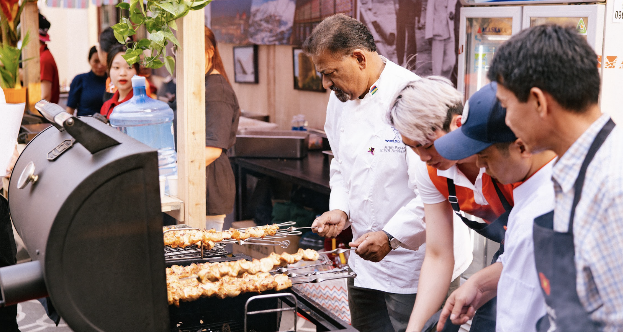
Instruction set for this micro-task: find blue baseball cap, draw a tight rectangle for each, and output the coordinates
[435,82,517,161]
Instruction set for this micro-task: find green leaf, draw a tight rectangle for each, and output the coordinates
[116,2,130,10]
[168,20,177,30]
[149,31,166,47]
[122,49,143,66]
[162,28,179,47]
[190,0,211,10]
[130,12,144,25]
[164,55,175,75]
[155,1,188,18]
[150,58,164,68]
[137,38,151,49]
[111,22,130,43]
[144,18,158,32]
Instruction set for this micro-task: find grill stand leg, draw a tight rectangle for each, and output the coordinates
[244,293,298,332]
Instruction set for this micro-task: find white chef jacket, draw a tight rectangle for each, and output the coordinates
[495,159,554,332]
[325,58,467,293]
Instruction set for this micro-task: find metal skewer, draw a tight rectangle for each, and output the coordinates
[291,271,357,285]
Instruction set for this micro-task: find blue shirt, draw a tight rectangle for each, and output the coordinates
[66,71,107,116]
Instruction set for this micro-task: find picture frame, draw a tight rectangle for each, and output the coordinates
[292,48,325,92]
[233,45,259,84]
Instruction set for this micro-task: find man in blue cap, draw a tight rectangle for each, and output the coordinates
[434,82,556,332]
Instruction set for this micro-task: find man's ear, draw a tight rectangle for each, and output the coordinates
[352,49,366,69]
[455,115,462,128]
[531,87,549,119]
[515,138,531,157]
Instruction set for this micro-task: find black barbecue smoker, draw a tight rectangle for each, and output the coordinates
[0,100,170,331]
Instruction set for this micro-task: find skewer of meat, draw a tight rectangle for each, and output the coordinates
[163,224,281,248]
[166,249,321,281]
[166,272,293,306]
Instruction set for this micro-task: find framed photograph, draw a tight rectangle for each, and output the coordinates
[233,45,259,84]
[292,48,325,92]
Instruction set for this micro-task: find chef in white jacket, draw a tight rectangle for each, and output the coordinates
[303,14,472,332]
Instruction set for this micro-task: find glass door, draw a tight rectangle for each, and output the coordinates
[522,5,605,51]
[458,7,522,101]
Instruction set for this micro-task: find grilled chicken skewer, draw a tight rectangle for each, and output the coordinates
[166,249,321,281]
[163,224,281,248]
[166,272,293,306]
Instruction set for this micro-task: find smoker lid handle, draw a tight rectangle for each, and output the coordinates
[35,100,71,127]
[35,100,121,155]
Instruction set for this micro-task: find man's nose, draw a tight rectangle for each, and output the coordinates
[418,149,431,162]
[322,75,332,90]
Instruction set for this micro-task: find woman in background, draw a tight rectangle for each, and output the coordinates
[100,45,139,119]
[66,46,108,116]
[204,26,240,231]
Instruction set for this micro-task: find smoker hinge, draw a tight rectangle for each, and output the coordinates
[47,139,75,161]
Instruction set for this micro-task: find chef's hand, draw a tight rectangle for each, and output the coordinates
[437,281,481,330]
[311,209,347,238]
[349,231,391,262]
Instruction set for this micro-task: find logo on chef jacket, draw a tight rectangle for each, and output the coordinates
[381,127,406,153]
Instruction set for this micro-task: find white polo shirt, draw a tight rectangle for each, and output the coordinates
[496,159,555,332]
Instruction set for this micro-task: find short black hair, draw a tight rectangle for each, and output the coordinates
[88,46,98,62]
[99,27,119,53]
[487,25,600,113]
[302,14,376,57]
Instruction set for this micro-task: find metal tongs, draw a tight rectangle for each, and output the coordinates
[286,266,349,278]
[291,271,357,285]
[316,248,355,255]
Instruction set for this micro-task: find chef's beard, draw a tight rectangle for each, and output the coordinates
[332,86,351,102]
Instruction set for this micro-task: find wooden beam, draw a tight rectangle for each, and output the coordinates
[175,10,206,228]
[21,2,40,112]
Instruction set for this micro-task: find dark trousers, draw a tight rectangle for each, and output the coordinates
[347,278,416,332]
[0,195,19,332]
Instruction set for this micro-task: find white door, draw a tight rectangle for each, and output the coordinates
[458,7,522,101]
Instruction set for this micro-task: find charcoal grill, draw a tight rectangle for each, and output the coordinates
[0,101,170,331]
[0,100,357,332]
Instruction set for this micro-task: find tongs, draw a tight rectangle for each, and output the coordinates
[291,271,357,285]
[286,266,349,278]
[316,248,355,255]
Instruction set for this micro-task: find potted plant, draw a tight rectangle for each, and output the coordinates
[112,0,212,75]
[0,0,31,103]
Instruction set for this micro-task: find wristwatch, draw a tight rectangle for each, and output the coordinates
[382,230,401,250]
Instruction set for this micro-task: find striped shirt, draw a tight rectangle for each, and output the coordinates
[552,114,623,331]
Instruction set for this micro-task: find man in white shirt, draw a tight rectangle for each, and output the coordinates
[488,25,623,331]
[433,82,556,332]
[303,14,471,332]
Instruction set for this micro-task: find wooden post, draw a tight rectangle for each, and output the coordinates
[21,2,40,111]
[175,9,206,228]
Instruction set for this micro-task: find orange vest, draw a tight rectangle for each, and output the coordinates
[427,165,517,224]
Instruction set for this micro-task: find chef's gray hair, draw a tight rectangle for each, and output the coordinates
[390,76,463,145]
[302,14,376,57]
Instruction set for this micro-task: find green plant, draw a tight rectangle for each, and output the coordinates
[0,30,28,89]
[112,0,212,75]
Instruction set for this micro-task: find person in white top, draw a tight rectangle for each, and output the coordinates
[390,78,513,332]
[433,82,556,332]
[303,14,472,332]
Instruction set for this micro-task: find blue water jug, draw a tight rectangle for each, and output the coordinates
[109,76,177,194]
